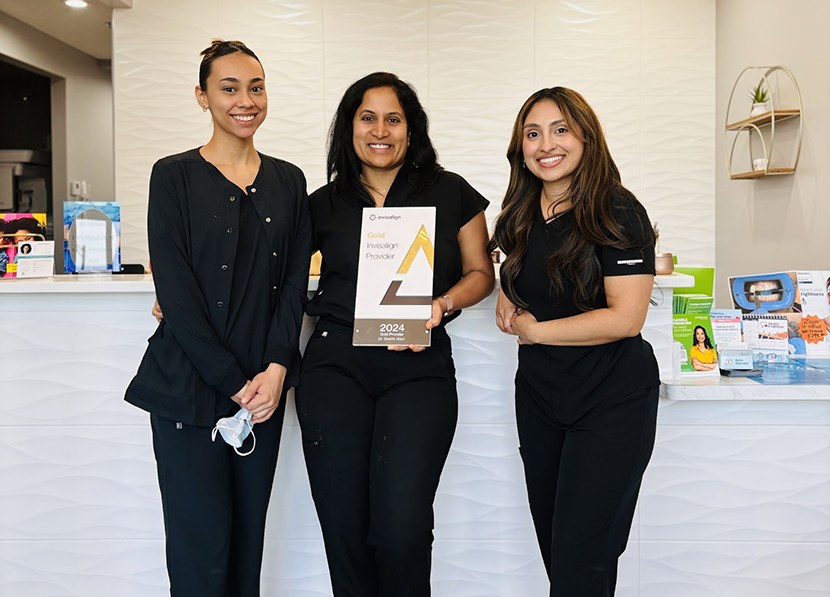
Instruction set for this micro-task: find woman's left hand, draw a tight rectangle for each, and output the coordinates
[511,309,538,345]
[240,363,287,423]
[387,298,444,353]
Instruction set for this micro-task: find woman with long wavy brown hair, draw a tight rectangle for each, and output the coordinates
[491,87,659,596]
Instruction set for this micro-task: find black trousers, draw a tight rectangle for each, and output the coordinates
[515,374,659,597]
[150,396,286,597]
[295,322,458,597]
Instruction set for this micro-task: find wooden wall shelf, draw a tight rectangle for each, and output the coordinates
[724,66,802,179]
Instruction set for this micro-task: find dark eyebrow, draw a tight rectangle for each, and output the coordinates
[218,77,264,84]
[523,119,566,129]
[359,110,403,118]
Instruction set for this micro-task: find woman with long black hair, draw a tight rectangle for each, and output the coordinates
[491,87,659,596]
[296,72,494,597]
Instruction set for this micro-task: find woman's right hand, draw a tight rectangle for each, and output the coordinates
[152,299,164,323]
[496,286,518,335]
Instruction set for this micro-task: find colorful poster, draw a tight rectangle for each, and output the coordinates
[790,271,830,356]
[0,213,47,278]
[673,313,719,375]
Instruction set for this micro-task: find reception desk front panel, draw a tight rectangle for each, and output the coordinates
[1,276,828,596]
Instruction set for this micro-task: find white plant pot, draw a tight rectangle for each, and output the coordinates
[750,102,769,117]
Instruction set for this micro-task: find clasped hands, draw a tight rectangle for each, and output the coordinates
[233,363,286,424]
[495,287,537,345]
[152,299,284,423]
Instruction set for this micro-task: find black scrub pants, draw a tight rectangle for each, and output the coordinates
[150,395,287,597]
[295,321,458,597]
[515,373,659,597]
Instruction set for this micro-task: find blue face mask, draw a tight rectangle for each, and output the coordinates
[211,407,256,456]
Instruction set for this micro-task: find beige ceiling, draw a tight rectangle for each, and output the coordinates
[0,0,131,60]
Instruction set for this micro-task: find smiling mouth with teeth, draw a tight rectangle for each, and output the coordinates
[232,114,256,122]
[539,156,564,165]
[369,144,392,149]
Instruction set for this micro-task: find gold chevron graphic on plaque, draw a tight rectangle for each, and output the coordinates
[396,225,434,274]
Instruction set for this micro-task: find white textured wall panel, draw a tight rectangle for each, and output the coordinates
[639,542,830,597]
[322,42,430,102]
[641,0,715,39]
[535,0,642,39]
[0,541,167,597]
[115,0,218,44]
[429,0,534,42]
[535,40,642,97]
[218,0,324,41]
[640,426,830,542]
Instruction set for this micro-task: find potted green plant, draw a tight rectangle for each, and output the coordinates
[749,81,770,117]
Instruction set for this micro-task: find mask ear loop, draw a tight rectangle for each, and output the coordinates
[233,420,256,457]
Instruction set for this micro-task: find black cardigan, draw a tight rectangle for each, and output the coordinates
[125,149,311,425]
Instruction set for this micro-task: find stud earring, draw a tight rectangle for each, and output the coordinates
[202,106,208,112]
[522,160,526,169]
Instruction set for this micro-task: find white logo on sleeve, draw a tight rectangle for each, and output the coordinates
[617,259,644,266]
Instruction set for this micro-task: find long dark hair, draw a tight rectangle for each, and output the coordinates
[327,72,440,206]
[491,87,654,311]
[693,325,713,350]
[199,39,261,91]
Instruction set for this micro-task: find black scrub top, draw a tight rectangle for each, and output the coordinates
[307,162,488,328]
[126,148,312,426]
[514,187,659,420]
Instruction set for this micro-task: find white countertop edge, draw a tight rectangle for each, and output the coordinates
[660,377,830,400]
[1,272,688,294]
[0,274,157,293]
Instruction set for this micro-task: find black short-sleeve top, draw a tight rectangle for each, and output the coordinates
[307,162,488,328]
[513,188,659,416]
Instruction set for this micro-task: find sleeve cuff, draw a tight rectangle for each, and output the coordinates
[264,343,301,388]
[264,343,295,369]
[214,365,249,398]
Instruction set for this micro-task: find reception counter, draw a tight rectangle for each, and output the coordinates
[1,275,828,596]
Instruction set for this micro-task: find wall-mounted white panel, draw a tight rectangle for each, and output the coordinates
[641,39,715,97]
[535,0,641,40]
[0,540,167,596]
[640,152,715,266]
[591,95,642,155]
[250,43,326,101]
[432,539,548,597]
[322,43,430,101]
[0,426,159,540]
[615,153,642,197]
[322,0,428,43]
[535,40,641,96]
[641,426,830,542]
[254,99,327,157]
[430,42,534,100]
[114,0,219,45]
[429,99,516,159]
[639,541,830,597]
[260,539,332,596]
[115,43,206,104]
[116,102,212,162]
[218,0,324,42]
[435,424,534,541]
[642,0,716,39]
[641,97,716,153]
[429,0,534,42]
